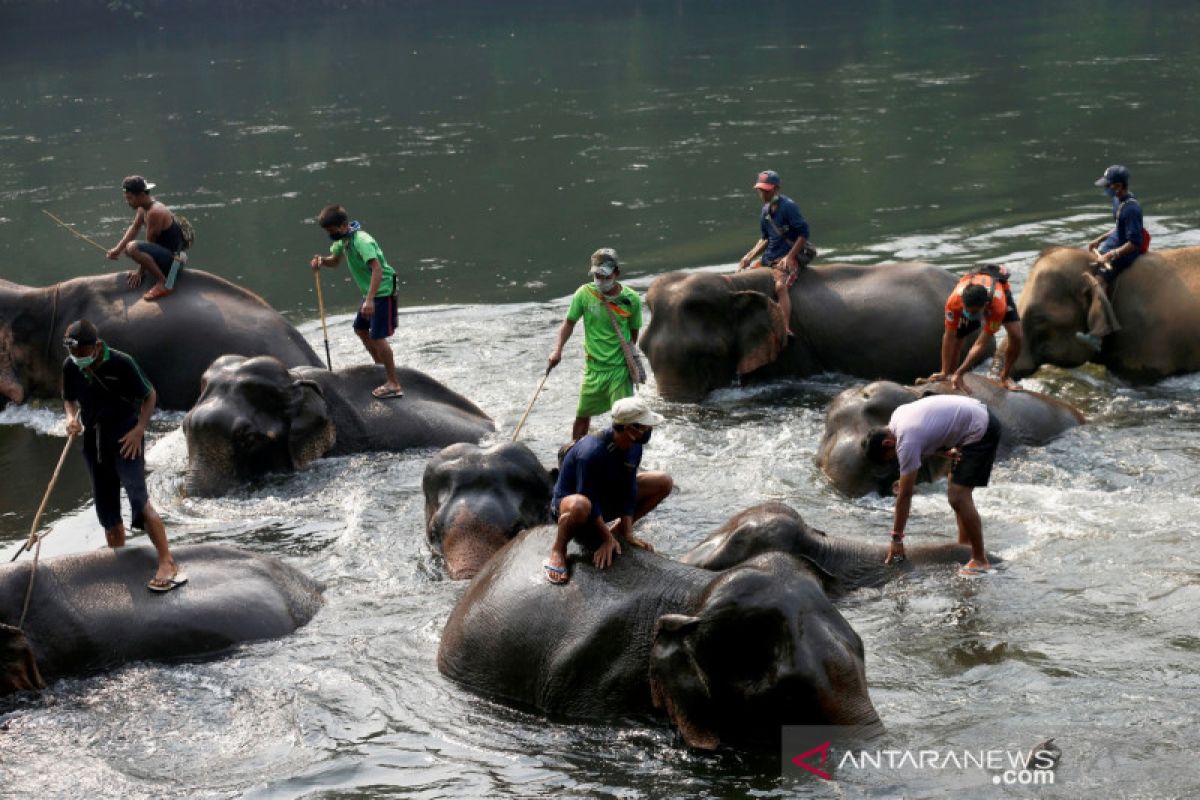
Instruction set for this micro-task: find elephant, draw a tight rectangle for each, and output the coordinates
[184,355,494,496]
[816,374,1085,497]
[640,262,986,402]
[1010,246,1200,382]
[423,441,553,580]
[680,502,996,593]
[1,543,322,695]
[0,270,323,411]
[438,525,883,751]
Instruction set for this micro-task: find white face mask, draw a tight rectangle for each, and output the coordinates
[594,275,616,292]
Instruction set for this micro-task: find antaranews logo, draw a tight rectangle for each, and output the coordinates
[782,727,1059,787]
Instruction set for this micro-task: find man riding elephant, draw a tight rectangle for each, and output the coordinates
[737,169,815,338]
[926,265,1023,392]
[641,262,981,402]
[0,270,323,410]
[184,355,493,496]
[1008,246,1200,383]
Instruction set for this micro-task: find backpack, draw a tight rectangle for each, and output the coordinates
[175,213,195,251]
[1115,200,1150,253]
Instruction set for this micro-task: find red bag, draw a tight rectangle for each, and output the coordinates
[1140,229,1151,252]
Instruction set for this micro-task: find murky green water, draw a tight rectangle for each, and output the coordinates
[2,2,1199,798]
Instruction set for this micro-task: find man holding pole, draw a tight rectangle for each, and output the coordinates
[61,319,184,592]
[310,205,403,398]
[106,176,186,302]
[547,248,644,442]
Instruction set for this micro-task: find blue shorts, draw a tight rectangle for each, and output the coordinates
[134,241,183,287]
[352,293,398,340]
[82,423,150,530]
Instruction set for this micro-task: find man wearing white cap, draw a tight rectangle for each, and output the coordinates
[547,248,643,442]
[107,175,186,301]
[544,396,673,584]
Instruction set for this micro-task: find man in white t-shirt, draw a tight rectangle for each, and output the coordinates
[865,394,1002,576]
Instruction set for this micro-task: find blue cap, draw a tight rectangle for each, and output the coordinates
[1094,165,1130,188]
[754,170,781,190]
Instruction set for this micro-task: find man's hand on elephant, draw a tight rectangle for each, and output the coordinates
[118,425,145,460]
[738,255,751,271]
[951,371,971,393]
[65,417,82,436]
[780,253,798,272]
[126,269,143,288]
[593,534,622,569]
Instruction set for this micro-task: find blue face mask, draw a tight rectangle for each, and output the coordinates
[638,428,653,445]
[962,308,981,322]
[1103,187,1117,199]
[70,353,96,368]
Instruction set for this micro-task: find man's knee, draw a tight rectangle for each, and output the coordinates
[558,494,592,525]
[947,483,974,511]
[124,241,142,258]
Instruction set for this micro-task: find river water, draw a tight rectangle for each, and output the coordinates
[2,3,1199,798]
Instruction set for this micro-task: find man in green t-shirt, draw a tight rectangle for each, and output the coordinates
[547,248,643,441]
[310,205,404,399]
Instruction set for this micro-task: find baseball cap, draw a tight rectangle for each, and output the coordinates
[611,396,665,427]
[1094,165,1130,188]
[590,247,620,277]
[63,319,99,348]
[122,175,157,194]
[754,170,781,191]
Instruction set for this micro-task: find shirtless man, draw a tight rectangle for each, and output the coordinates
[106,175,185,301]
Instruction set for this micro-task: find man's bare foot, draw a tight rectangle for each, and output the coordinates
[127,269,143,288]
[959,559,993,576]
[626,533,655,553]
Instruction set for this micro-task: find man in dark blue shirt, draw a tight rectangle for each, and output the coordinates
[738,169,813,338]
[1088,164,1145,289]
[544,397,673,584]
[61,319,186,592]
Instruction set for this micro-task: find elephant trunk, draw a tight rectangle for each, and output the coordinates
[1,623,45,696]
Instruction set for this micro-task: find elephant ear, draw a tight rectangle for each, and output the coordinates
[732,290,787,376]
[287,378,335,469]
[648,614,721,750]
[0,623,45,695]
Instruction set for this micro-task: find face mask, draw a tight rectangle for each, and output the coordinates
[594,275,616,293]
[962,308,981,322]
[328,230,350,242]
[70,353,96,368]
[637,428,653,445]
[1103,187,1117,199]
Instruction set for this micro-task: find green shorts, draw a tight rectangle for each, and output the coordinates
[576,363,633,418]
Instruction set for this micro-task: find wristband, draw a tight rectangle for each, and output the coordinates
[890,531,905,543]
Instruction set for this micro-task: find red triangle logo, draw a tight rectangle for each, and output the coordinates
[791,740,833,780]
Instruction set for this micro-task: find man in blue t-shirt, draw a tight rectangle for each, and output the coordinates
[737,170,812,338]
[543,397,673,584]
[1088,164,1145,291]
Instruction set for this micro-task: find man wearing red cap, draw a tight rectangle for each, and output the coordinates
[737,169,812,337]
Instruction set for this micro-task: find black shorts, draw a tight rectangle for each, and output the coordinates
[352,292,398,340]
[1001,287,1020,323]
[950,410,1001,488]
[82,424,150,530]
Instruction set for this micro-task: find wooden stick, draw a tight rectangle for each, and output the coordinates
[512,367,552,442]
[10,433,76,563]
[313,270,334,370]
[42,209,108,253]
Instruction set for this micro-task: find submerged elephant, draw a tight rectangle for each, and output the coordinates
[423,441,553,580]
[641,263,982,402]
[1,543,322,695]
[0,270,323,410]
[184,355,494,496]
[1010,246,1200,382]
[438,526,882,750]
[816,374,1084,497]
[680,503,996,592]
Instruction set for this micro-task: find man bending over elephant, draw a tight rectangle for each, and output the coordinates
[311,205,404,399]
[61,320,185,592]
[927,265,1023,391]
[547,248,642,442]
[544,397,673,584]
[737,169,814,338]
[1079,164,1147,351]
[866,394,1001,577]
[106,175,186,302]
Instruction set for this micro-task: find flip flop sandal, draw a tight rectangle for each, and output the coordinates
[543,564,569,585]
[143,285,174,301]
[147,572,189,592]
[372,387,405,399]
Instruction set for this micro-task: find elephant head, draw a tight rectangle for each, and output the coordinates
[0,280,58,409]
[641,271,787,402]
[183,355,335,496]
[1010,247,1110,378]
[648,553,881,750]
[679,502,828,572]
[423,442,554,579]
[1,622,45,695]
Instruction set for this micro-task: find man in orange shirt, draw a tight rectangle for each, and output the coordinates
[927,265,1023,392]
